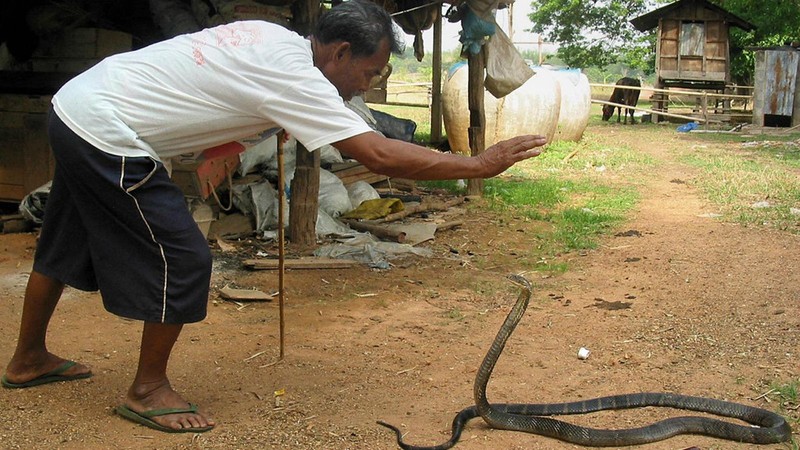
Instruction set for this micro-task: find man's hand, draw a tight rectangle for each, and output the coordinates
[476,134,548,178]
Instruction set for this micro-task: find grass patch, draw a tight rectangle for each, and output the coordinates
[485,176,638,254]
[680,150,800,233]
[688,132,800,168]
[418,138,648,272]
[771,379,800,405]
[766,378,800,447]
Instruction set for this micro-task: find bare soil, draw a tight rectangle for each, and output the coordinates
[1,124,798,450]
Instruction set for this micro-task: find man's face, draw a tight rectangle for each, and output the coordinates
[323,39,391,101]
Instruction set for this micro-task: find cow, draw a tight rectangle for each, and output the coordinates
[602,77,641,124]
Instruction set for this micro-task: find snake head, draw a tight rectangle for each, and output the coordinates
[508,274,532,293]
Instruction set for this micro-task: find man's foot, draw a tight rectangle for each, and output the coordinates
[3,354,92,388]
[119,381,215,432]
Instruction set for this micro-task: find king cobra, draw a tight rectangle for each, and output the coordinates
[378,274,792,449]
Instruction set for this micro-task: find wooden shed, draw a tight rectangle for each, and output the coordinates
[631,0,754,121]
[752,46,800,128]
[631,0,754,89]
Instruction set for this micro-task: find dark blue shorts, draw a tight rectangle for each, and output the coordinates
[34,110,211,324]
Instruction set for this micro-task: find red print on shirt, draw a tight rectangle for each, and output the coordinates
[191,23,262,66]
[214,23,262,47]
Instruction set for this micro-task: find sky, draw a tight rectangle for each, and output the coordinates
[413,1,558,54]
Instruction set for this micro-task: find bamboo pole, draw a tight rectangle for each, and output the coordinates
[588,82,754,100]
[591,99,722,123]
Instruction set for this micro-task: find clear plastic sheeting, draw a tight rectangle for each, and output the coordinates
[314,234,433,269]
[18,181,52,225]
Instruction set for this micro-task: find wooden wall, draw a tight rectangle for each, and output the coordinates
[655,2,730,84]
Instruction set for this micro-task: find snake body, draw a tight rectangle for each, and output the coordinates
[378,275,792,449]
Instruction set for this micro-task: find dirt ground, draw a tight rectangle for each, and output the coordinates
[1,123,798,450]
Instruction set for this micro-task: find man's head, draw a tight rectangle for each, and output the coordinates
[312,0,404,101]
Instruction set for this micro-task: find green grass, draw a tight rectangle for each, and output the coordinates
[419,139,648,272]
[766,378,800,448]
[484,176,638,254]
[771,379,800,405]
[680,147,800,233]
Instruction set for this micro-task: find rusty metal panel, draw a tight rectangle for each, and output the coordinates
[764,51,799,116]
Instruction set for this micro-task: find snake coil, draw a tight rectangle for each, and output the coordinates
[378,274,792,449]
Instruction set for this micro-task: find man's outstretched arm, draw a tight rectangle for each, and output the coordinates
[333,132,547,181]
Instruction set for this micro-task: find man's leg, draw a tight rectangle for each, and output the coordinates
[122,322,215,431]
[4,271,92,383]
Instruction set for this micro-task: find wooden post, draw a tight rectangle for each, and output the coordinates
[286,0,320,250]
[276,132,286,360]
[467,46,486,196]
[290,0,320,36]
[430,5,443,142]
[701,92,708,127]
[289,143,320,249]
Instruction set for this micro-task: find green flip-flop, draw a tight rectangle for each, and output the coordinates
[1,360,92,388]
[115,403,215,433]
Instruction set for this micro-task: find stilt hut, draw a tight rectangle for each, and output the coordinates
[630,0,755,121]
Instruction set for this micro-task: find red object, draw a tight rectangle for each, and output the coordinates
[201,141,246,160]
[193,154,240,199]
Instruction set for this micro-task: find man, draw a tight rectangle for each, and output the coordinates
[2,0,546,433]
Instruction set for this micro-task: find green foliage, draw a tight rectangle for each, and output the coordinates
[527,0,653,69]
[389,46,462,81]
[724,1,800,83]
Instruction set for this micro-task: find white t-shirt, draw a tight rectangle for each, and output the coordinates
[52,21,374,161]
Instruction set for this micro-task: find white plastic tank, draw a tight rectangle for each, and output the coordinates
[442,63,562,155]
[551,68,591,142]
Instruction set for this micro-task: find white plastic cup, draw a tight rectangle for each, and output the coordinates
[577,347,590,360]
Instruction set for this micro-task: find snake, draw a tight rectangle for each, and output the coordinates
[377,274,793,449]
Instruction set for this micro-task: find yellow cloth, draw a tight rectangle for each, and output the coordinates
[341,198,404,220]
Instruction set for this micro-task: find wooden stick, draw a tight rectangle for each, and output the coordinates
[277,131,286,361]
[376,197,466,223]
[244,257,360,270]
[343,219,406,242]
[436,220,463,231]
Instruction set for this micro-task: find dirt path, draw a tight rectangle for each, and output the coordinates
[0,125,797,450]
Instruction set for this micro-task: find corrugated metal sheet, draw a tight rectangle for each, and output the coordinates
[764,50,799,116]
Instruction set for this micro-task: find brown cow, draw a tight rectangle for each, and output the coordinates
[602,77,641,124]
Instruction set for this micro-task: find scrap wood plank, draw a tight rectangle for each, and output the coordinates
[330,162,389,186]
[244,257,360,270]
[219,286,274,302]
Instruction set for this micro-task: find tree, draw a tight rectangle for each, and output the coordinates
[720,0,800,84]
[527,0,661,71]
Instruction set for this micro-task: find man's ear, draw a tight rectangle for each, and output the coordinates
[334,41,352,61]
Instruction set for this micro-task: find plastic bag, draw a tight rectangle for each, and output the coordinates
[318,169,352,217]
[346,181,380,208]
[484,23,534,98]
[19,181,52,224]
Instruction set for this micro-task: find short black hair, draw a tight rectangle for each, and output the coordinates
[313,0,404,57]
